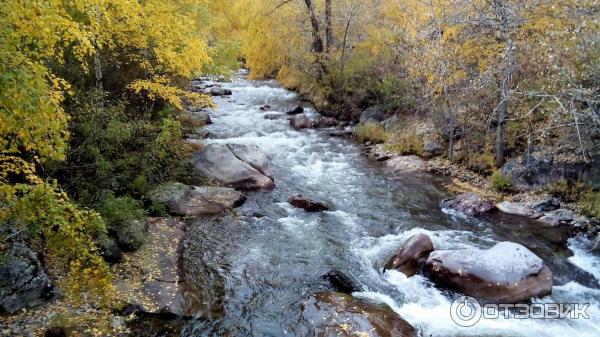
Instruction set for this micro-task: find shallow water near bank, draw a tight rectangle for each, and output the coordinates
[179,70,600,337]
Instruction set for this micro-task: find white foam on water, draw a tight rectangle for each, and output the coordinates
[356,271,600,337]
[568,237,600,285]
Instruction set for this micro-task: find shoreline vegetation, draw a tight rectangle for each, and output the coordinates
[1,0,599,336]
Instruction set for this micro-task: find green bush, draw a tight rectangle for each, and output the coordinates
[548,178,585,202]
[50,92,196,204]
[356,122,388,143]
[490,170,512,191]
[97,193,144,229]
[582,190,600,218]
[384,131,424,156]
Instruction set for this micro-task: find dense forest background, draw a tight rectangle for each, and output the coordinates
[1,0,599,325]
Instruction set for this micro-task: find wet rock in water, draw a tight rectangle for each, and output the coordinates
[496,201,534,217]
[532,197,561,213]
[329,129,354,138]
[423,143,444,160]
[289,114,311,130]
[192,143,275,190]
[298,292,416,337]
[288,195,329,212]
[259,104,271,111]
[146,182,245,216]
[227,144,273,178]
[384,234,434,276]
[112,219,149,252]
[286,105,304,115]
[323,269,361,294]
[209,86,232,96]
[1,243,61,314]
[313,116,338,128]
[537,209,575,227]
[359,106,385,123]
[423,242,553,303]
[440,192,495,217]
[263,113,285,120]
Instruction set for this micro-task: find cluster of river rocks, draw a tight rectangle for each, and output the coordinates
[3,82,597,337]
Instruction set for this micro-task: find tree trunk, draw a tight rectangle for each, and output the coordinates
[303,0,324,53]
[493,0,516,167]
[325,0,333,53]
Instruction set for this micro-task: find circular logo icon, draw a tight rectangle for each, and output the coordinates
[450,296,482,327]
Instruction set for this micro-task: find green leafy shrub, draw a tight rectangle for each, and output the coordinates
[490,170,512,191]
[582,190,600,218]
[356,122,388,143]
[97,193,144,228]
[384,131,424,156]
[548,178,585,202]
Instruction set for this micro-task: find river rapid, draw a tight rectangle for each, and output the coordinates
[179,70,600,337]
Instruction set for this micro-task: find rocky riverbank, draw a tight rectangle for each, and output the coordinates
[360,140,600,246]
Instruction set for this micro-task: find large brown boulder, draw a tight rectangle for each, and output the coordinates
[192,144,274,190]
[299,292,416,337]
[440,192,495,217]
[147,182,245,216]
[384,234,434,276]
[288,195,329,212]
[423,242,553,303]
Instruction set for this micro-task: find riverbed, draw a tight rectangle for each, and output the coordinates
[180,70,600,337]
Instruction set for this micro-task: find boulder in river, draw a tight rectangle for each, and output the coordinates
[440,192,495,217]
[384,234,434,276]
[263,113,285,120]
[532,197,561,213]
[259,104,271,111]
[192,143,275,190]
[209,86,232,96]
[227,144,273,179]
[313,116,338,128]
[289,114,311,130]
[423,242,553,303]
[323,269,361,294]
[1,243,61,314]
[537,209,575,227]
[298,292,416,337]
[288,195,329,212]
[496,201,534,217]
[286,105,304,115]
[147,182,245,216]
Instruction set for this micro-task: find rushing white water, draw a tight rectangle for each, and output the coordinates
[183,71,600,337]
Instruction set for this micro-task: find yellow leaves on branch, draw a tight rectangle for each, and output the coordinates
[128,78,213,110]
